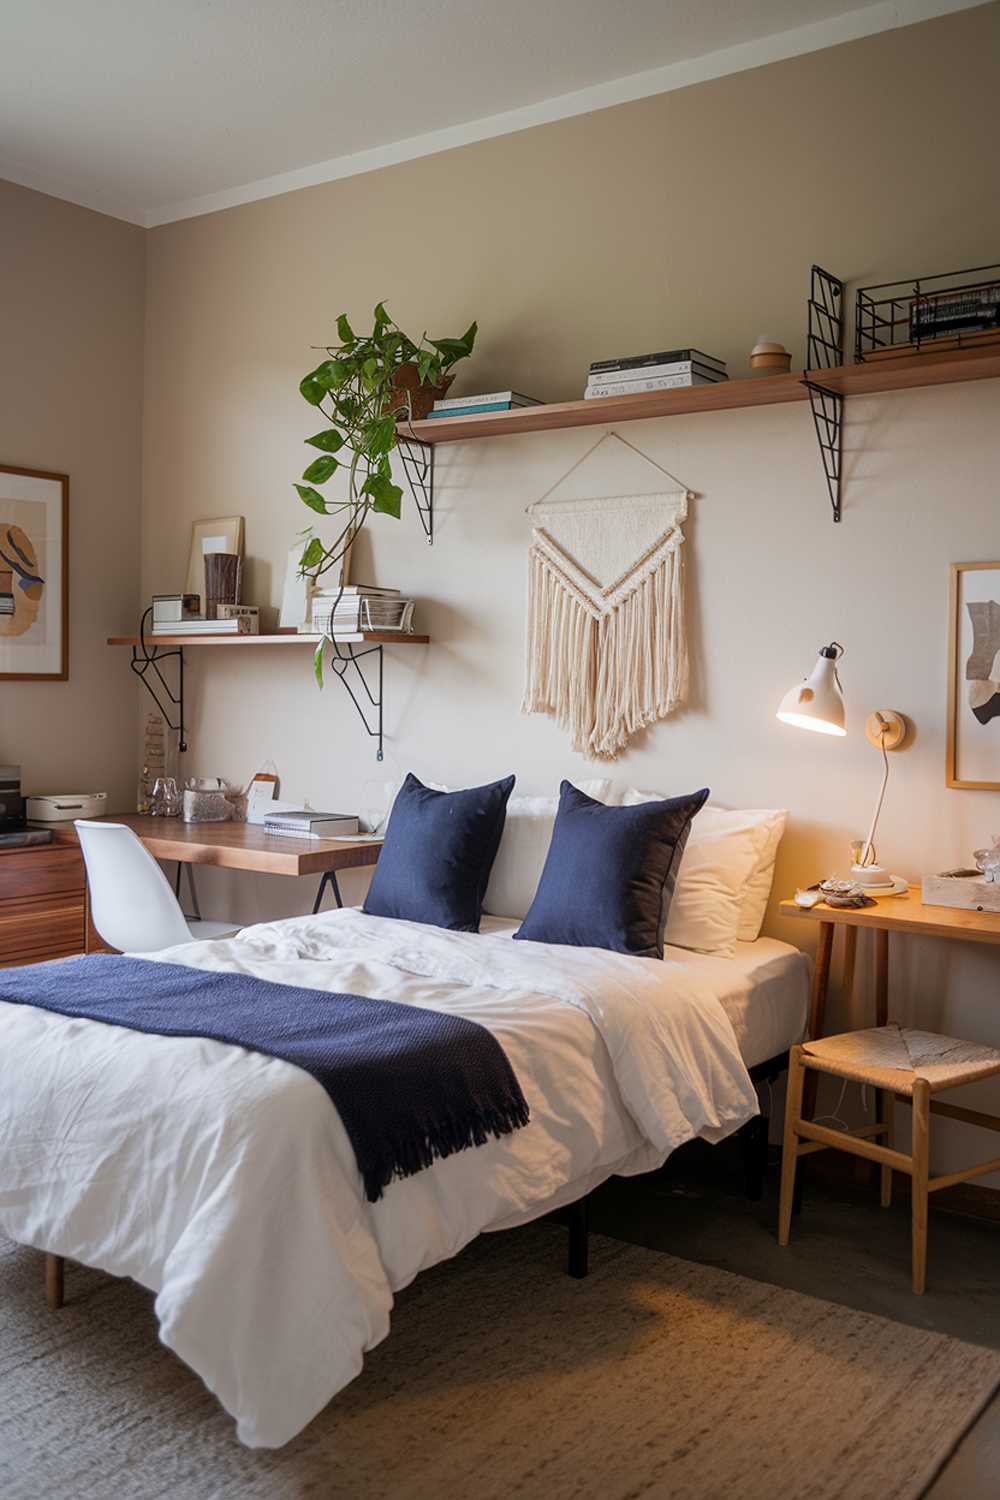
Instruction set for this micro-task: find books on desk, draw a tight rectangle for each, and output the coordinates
[264,810,360,839]
[584,348,728,399]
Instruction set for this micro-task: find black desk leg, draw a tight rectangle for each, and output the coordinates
[567,1195,589,1279]
[312,871,344,915]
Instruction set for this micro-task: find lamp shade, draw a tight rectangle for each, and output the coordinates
[776,643,846,736]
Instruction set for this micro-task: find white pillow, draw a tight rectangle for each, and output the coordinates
[621,792,784,957]
[737,808,787,941]
[483,779,612,919]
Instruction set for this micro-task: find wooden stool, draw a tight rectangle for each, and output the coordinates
[778,1025,1000,1293]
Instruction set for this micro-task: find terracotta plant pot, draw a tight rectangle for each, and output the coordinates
[388,363,453,422]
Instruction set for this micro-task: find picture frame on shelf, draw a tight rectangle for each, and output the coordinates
[186,515,244,601]
[947,560,1000,790]
[0,464,69,682]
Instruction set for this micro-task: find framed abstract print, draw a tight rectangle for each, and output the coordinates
[948,561,1000,790]
[0,465,69,681]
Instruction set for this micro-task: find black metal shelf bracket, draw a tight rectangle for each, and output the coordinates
[803,265,846,523]
[396,434,434,544]
[327,638,386,760]
[130,607,188,750]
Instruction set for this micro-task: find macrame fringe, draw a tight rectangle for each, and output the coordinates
[522,541,687,760]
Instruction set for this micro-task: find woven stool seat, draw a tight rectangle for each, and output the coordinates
[803,1025,1000,1096]
[779,1026,1000,1294]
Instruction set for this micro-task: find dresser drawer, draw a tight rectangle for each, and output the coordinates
[0,847,85,903]
[0,901,86,966]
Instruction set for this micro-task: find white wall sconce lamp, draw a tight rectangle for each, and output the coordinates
[777,642,909,891]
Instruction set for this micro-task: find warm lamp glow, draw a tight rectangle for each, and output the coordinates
[776,711,847,736]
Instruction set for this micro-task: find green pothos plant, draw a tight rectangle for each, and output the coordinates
[295,303,477,684]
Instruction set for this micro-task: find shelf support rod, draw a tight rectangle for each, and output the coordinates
[396,434,434,545]
[803,265,846,523]
[129,608,188,750]
[326,639,385,761]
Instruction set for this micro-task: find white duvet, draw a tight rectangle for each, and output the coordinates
[0,908,758,1447]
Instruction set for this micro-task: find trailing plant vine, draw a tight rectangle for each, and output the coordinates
[295,302,476,592]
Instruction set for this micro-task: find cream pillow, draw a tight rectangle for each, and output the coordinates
[621,792,783,956]
[737,808,787,941]
[483,779,612,919]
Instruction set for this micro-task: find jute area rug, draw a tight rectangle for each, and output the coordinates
[2,1224,997,1500]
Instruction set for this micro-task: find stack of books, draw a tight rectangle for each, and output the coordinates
[150,596,259,635]
[264,809,360,839]
[428,391,542,419]
[304,585,415,636]
[583,349,728,400]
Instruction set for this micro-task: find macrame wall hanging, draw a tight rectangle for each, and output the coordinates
[521,430,692,761]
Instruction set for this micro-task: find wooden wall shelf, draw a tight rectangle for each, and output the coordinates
[108,630,429,760]
[107,632,429,648]
[401,345,1000,445]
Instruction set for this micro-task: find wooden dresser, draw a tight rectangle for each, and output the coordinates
[0,826,96,967]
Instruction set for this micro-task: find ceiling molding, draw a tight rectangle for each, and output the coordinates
[1,0,986,230]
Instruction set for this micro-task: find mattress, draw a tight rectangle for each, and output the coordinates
[483,919,808,1072]
[663,938,809,1070]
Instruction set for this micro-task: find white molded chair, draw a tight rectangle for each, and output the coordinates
[76,820,240,953]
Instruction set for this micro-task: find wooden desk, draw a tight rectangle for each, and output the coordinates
[72,816,384,915]
[780,887,1000,1042]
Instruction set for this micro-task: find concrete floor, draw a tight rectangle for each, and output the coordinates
[587,1140,1000,1498]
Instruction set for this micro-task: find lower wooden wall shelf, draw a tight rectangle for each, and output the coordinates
[108,626,430,761]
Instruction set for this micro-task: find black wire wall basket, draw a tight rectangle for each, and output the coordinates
[855,262,1000,363]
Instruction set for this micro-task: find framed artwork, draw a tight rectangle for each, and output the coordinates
[186,515,244,602]
[0,464,69,682]
[947,561,1000,790]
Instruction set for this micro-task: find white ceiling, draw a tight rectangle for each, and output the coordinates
[0,0,983,227]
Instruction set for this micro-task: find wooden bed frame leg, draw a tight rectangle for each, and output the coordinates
[46,1253,65,1310]
[567,1195,589,1279]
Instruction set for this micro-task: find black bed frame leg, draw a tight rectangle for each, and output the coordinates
[740,1114,769,1202]
[567,1195,589,1279]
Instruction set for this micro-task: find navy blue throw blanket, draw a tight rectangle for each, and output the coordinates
[0,954,530,1202]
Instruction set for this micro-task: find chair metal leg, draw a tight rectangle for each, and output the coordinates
[46,1254,64,1310]
[567,1195,589,1279]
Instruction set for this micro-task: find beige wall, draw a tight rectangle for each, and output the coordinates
[1,180,145,808]
[140,6,1000,1168]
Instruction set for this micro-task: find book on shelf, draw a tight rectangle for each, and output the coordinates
[311,584,400,599]
[151,616,255,635]
[264,810,360,838]
[428,401,535,418]
[584,373,723,399]
[589,348,726,375]
[306,598,416,634]
[587,359,727,387]
[430,391,542,412]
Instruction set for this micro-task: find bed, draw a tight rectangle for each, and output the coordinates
[0,904,807,1448]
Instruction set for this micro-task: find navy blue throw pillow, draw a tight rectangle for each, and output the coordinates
[513,781,709,958]
[363,773,516,932]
